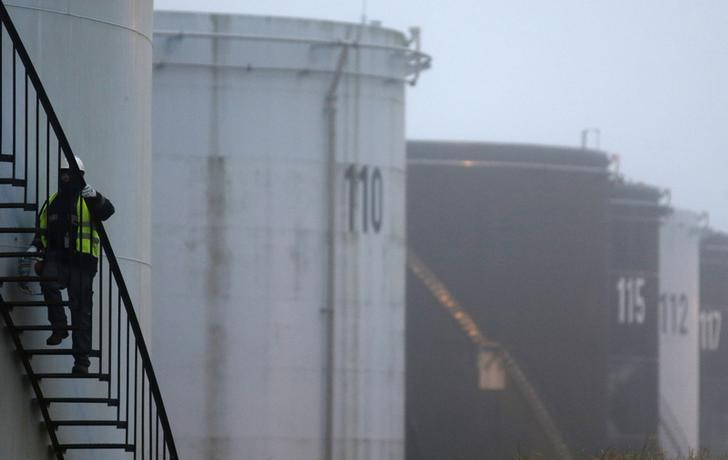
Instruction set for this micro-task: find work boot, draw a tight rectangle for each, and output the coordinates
[71,364,89,375]
[45,330,69,346]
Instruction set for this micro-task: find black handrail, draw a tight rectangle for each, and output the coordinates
[0,2,178,458]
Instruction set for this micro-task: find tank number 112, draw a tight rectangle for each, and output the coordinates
[344,164,383,234]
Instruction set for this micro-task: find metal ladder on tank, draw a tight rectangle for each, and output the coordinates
[0,3,178,459]
[407,249,573,460]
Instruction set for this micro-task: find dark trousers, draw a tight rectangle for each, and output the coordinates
[40,256,94,368]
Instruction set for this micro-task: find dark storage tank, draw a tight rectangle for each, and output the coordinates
[606,182,663,450]
[699,231,728,453]
[406,141,611,458]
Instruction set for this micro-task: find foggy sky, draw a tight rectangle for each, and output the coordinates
[154,0,728,230]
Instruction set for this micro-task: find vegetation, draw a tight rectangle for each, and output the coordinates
[590,451,728,460]
[512,449,728,460]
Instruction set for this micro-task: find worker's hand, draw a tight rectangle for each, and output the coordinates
[25,245,42,261]
[81,184,97,198]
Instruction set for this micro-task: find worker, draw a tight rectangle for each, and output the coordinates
[24,155,114,375]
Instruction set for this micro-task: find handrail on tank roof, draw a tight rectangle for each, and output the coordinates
[154,28,432,84]
[154,29,428,55]
[407,157,609,174]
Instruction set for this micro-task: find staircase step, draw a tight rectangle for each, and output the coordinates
[0,227,36,234]
[0,276,56,283]
[0,251,42,258]
[24,349,100,357]
[50,419,128,429]
[39,397,119,407]
[34,372,110,381]
[0,202,37,210]
[3,300,68,307]
[60,443,135,452]
[13,325,78,332]
[0,154,13,163]
[0,178,25,186]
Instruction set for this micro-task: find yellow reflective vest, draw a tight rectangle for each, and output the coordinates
[39,193,100,258]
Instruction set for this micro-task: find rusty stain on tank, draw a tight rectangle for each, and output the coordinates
[204,13,232,460]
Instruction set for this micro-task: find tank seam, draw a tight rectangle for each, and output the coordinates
[4,3,152,43]
[152,60,409,83]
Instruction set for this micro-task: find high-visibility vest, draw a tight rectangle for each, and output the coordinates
[39,193,100,258]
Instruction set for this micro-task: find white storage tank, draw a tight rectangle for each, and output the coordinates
[152,11,428,460]
[658,209,702,457]
[0,1,153,459]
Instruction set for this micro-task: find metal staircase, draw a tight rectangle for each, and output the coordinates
[407,248,573,460]
[0,3,178,459]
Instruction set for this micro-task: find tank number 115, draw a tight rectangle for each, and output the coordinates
[616,277,646,325]
[344,164,383,234]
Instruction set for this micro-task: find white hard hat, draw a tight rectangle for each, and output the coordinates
[60,155,85,173]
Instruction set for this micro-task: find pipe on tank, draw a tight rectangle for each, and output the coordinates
[154,29,424,56]
[323,42,351,460]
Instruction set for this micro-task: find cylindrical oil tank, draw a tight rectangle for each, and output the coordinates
[606,182,663,451]
[699,231,728,453]
[152,12,428,459]
[0,2,152,459]
[658,209,702,457]
[407,141,611,458]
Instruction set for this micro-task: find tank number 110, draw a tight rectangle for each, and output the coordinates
[344,164,383,234]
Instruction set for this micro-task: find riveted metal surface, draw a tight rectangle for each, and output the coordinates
[658,209,702,456]
[699,231,728,452]
[152,12,425,460]
[606,182,662,451]
[407,141,611,458]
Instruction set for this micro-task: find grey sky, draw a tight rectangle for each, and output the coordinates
[154,0,728,229]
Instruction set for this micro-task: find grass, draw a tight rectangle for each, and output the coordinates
[512,449,728,460]
[590,451,728,460]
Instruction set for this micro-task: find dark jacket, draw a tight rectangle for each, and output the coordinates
[33,190,115,271]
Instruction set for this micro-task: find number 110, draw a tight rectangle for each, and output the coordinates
[344,164,383,234]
